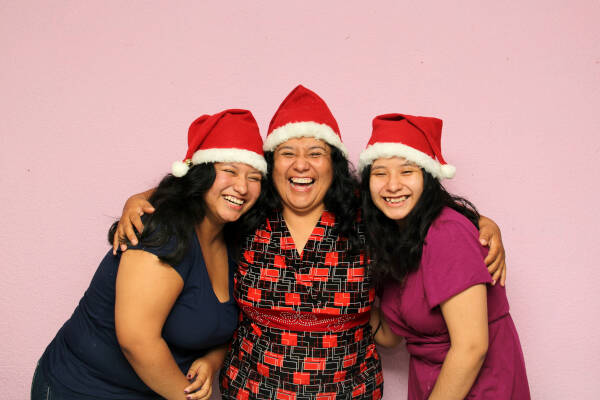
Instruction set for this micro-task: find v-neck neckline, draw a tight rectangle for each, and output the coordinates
[194,233,234,305]
[278,209,328,259]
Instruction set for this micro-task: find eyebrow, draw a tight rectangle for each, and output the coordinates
[277,145,328,152]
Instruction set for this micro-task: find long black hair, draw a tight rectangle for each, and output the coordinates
[361,166,480,285]
[108,163,268,266]
[263,146,362,252]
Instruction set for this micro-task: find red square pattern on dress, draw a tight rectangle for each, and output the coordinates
[312,307,340,315]
[246,379,259,394]
[227,365,239,380]
[373,388,382,400]
[355,328,364,342]
[254,229,271,244]
[256,362,269,377]
[250,323,262,337]
[310,267,330,282]
[324,252,338,266]
[247,287,261,302]
[334,292,350,306]
[352,383,366,398]
[241,338,253,354]
[281,332,298,346]
[293,371,310,385]
[309,227,326,241]
[243,250,254,263]
[276,388,297,400]
[316,394,336,400]
[285,292,301,305]
[273,254,286,269]
[321,211,336,226]
[347,267,365,282]
[294,273,313,287]
[264,351,284,367]
[235,389,249,400]
[322,334,337,348]
[376,371,384,385]
[360,361,367,373]
[260,268,280,282]
[333,370,347,383]
[280,236,295,250]
[366,343,376,359]
[303,357,326,370]
[343,353,357,368]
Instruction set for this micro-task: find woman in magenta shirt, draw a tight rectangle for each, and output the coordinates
[359,114,530,399]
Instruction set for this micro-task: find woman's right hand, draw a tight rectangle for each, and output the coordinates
[112,191,155,254]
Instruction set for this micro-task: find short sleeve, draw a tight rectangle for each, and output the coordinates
[127,230,195,281]
[421,211,491,309]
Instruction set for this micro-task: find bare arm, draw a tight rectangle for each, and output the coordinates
[115,250,199,399]
[370,306,403,348]
[478,215,506,286]
[427,284,489,400]
[112,188,155,254]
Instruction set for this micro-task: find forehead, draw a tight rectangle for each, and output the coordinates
[276,137,330,150]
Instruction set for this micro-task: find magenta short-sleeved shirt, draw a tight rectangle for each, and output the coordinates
[381,207,530,399]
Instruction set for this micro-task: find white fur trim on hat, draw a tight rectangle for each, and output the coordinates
[263,121,348,157]
[358,142,455,179]
[191,148,267,175]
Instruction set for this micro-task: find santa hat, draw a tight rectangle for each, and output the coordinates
[358,113,456,180]
[263,85,348,156]
[171,109,267,177]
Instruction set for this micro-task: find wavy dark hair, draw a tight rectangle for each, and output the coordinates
[361,166,480,285]
[263,146,362,252]
[108,163,268,266]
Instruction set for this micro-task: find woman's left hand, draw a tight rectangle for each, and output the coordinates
[184,357,216,400]
[478,215,506,286]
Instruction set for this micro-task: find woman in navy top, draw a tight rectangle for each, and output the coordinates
[31,109,268,400]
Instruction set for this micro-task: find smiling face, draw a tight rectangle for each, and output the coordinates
[272,137,333,217]
[369,157,424,222]
[202,162,262,225]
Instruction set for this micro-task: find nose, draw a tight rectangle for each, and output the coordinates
[292,155,310,172]
[385,173,402,192]
[233,175,248,195]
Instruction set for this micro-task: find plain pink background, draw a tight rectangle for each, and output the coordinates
[2,1,599,398]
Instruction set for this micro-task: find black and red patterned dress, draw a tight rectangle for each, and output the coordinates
[220,210,383,400]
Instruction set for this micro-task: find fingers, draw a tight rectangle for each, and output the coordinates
[500,261,507,287]
[184,372,212,400]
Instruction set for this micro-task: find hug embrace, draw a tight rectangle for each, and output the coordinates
[32,85,529,399]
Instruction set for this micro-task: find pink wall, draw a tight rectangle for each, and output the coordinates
[2,1,599,398]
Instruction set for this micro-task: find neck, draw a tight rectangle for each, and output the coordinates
[196,217,225,246]
[282,204,325,232]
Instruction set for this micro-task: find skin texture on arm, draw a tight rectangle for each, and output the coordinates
[115,250,209,400]
[427,284,489,400]
[369,306,403,348]
[478,215,506,286]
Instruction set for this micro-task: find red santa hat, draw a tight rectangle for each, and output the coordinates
[263,85,348,156]
[358,113,456,180]
[171,109,267,177]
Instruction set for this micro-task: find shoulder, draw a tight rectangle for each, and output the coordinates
[426,207,480,247]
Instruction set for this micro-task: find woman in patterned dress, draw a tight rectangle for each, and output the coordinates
[114,87,507,399]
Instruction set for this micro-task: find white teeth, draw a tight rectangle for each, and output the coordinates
[290,177,314,184]
[385,196,408,203]
[224,195,244,205]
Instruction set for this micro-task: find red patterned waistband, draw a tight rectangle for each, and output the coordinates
[241,305,370,332]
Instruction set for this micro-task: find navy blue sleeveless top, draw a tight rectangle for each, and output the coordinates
[40,235,238,399]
